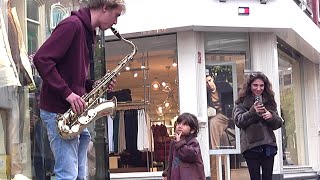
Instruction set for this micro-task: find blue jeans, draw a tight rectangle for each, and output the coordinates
[40,109,91,180]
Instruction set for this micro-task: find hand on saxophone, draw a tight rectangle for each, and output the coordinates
[92,78,116,92]
[107,79,116,92]
[66,92,87,114]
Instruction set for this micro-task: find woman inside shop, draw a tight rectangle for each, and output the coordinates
[232,72,283,180]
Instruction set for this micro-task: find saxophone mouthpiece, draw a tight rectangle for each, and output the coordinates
[110,27,122,39]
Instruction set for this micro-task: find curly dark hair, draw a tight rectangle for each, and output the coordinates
[235,72,276,108]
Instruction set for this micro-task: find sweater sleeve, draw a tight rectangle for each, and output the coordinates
[33,20,78,99]
[174,138,201,163]
[233,104,261,129]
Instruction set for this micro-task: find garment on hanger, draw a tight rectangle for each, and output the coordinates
[118,110,126,153]
[147,114,154,152]
[107,115,114,152]
[151,124,170,162]
[137,109,150,151]
[108,89,132,153]
[124,109,138,153]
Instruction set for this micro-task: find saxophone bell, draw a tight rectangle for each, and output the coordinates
[58,97,117,139]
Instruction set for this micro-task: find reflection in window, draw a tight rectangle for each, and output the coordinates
[27,22,38,55]
[205,32,249,179]
[278,49,306,166]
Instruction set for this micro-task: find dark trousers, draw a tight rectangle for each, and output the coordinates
[243,150,275,180]
[33,119,55,180]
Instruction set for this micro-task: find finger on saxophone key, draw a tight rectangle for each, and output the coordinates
[108,79,116,91]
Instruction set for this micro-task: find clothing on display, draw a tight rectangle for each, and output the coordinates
[104,89,152,170]
[107,115,114,152]
[137,109,151,151]
[151,124,171,163]
[118,110,126,153]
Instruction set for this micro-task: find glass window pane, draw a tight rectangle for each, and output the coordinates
[27,0,39,21]
[205,32,249,153]
[204,32,249,179]
[27,22,38,55]
[278,49,306,166]
[105,34,178,172]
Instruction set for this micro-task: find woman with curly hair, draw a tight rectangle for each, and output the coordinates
[233,72,283,180]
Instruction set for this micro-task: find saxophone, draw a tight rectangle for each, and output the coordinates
[57,27,137,139]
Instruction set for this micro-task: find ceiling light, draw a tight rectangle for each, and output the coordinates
[151,77,160,91]
[133,72,138,77]
[162,82,172,92]
[163,99,172,110]
[161,81,167,87]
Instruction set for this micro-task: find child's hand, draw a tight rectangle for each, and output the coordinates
[163,177,167,180]
[175,132,182,142]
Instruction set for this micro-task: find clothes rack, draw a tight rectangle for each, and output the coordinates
[116,100,148,111]
[113,100,152,171]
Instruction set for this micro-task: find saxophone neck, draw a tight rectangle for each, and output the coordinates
[111,27,122,40]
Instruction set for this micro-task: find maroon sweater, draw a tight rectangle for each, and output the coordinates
[34,8,94,114]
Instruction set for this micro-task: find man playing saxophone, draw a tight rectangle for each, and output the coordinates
[33,1,126,179]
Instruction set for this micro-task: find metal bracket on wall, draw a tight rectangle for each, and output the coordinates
[219,0,267,3]
[260,0,268,4]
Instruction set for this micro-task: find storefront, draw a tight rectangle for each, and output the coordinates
[0,0,320,180]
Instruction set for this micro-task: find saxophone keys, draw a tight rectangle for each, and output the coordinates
[71,124,80,133]
[79,116,89,124]
[58,120,69,132]
[88,109,97,118]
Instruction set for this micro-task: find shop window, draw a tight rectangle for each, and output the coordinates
[105,34,179,174]
[278,49,307,166]
[0,0,43,179]
[205,32,249,179]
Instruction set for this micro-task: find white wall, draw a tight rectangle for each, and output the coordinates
[250,32,283,175]
[177,31,211,177]
[303,61,320,170]
[108,0,320,64]
[105,0,320,176]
